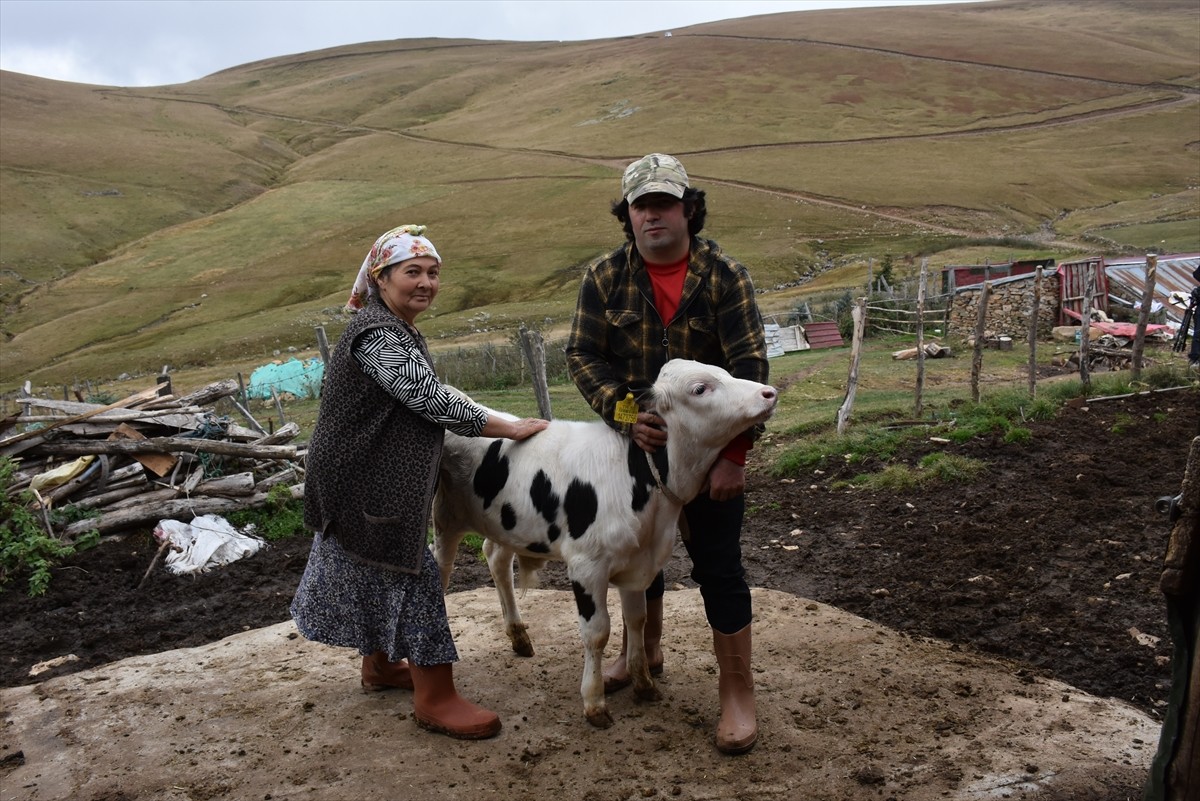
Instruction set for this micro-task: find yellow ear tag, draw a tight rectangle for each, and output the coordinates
[613,392,639,424]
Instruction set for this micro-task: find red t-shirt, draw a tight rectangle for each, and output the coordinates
[644,255,688,324]
[644,254,752,467]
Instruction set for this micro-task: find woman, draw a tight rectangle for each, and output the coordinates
[291,225,547,740]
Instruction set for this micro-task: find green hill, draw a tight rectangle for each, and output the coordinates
[1,0,1197,390]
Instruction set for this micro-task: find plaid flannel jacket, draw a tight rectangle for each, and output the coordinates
[566,236,769,437]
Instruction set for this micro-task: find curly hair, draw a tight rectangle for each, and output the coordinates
[609,187,707,241]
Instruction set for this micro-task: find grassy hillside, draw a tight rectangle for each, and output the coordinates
[1,0,1197,391]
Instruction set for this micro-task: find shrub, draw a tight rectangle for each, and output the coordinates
[0,458,100,596]
[227,484,305,541]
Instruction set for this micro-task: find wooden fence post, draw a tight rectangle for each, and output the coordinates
[1132,254,1158,381]
[970,282,992,403]
[517,323,554,421]
[315,326,331,366]
[270,386,287,425]
[914,260,927,417]
[837,298,867,434]
[1080,264,1095,394]
[1028,266,1042,398]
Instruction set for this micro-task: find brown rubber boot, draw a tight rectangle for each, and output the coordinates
[603,596,665,694]
[361,651,414,692]
[409,662,502,740]
[712,624,757,755]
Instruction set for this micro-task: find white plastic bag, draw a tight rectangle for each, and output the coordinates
[152,514,266,575]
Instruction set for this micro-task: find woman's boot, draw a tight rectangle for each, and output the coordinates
[409,662,502,740]
[361,651,413,692]
[603,596,665,693]
[712,624,757,754]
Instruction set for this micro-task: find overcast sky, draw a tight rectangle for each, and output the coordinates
[0,0,973,88]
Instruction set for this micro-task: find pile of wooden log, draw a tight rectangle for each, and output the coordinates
[1,378,306,543]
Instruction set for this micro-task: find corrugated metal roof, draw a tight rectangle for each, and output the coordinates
[1104,253,1199,325]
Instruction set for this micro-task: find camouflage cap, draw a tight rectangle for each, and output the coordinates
[622,153,689,204]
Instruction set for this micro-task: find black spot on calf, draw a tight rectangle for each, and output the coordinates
[526,541,550,554]
[529,470,560,523]
[626,440,655,513]
[473,440,509,509]
[564,479,598,540]
[501,503,517,531]
[571,581,596,621]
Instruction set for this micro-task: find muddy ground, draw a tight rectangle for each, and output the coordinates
[2,385,1197,800]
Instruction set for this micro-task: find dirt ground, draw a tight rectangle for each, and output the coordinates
[2,384,1197,800]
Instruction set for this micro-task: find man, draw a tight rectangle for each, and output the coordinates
[1190,265,1200,369]
[566,153,769,754]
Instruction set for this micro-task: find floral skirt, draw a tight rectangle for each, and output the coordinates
[290,531,458,665]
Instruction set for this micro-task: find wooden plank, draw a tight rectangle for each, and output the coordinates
[36,437,297,459]
[0,386,160,451]
[109,423,178,477]
[803,322,845,349]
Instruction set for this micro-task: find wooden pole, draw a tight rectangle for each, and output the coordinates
[914,259,927,417]
[1080,264,1094,394]
[270,386,287,425]
[970,282,992,403]
[60,483,305,541]
[35,437,297,459]
[836,298,867,434]
[517,323,553,420]
[0,386,161,450]
[1131,254,1158,381]
[1028,267,1042,398]
[315,326,331,366]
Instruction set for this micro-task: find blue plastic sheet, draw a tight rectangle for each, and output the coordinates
[246,357,324,399]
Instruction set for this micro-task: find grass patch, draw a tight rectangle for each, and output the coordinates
[226,485,305,542]
[843,452,986,491]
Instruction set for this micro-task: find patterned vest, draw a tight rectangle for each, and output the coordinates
[303,298,443,573]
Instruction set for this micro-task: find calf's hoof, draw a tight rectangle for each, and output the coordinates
[603,654,663,694]
[633,683,662,703]
[585,707,615,729]
[510,625,535,658]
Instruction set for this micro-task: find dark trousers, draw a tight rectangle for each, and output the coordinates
[644,492,752,635]
[1190,295,1200,363]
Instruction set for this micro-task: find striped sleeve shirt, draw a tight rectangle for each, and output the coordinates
[353,326,487,437]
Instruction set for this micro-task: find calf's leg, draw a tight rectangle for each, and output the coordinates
[604,594,664,694]
[483,539,534,657]
[431,527,465,591]
[616,587,661,702]
[570,576,614,728]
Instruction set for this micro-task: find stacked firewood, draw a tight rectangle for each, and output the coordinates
[0,378,306,542]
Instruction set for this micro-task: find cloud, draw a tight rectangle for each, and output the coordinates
[1,43,101,84]
[0,1,975,88]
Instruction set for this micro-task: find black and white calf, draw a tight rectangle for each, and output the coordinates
[432,359,778,728]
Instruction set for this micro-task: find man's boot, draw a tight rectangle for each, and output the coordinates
[712,624,757,754]
[361,651,413,692]
[603,596,664,694]
[409,662,502,740]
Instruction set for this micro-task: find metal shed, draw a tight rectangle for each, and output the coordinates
[1103,253,1200,326]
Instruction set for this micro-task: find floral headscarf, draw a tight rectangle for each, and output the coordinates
[346,224,442,311]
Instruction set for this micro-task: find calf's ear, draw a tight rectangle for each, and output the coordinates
[629,382,659,410]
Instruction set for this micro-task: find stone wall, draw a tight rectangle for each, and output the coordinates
[947,272,1061,342]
